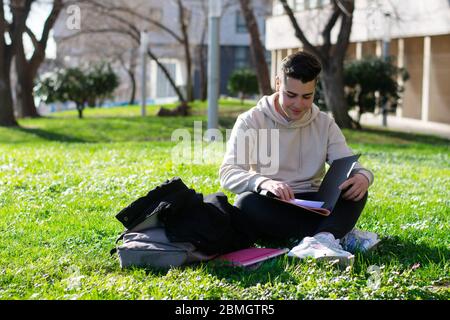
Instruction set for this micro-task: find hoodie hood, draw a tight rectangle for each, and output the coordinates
[256,93,320,128]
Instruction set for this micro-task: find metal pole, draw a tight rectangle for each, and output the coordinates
[207,0,221,136]
[381,13,391,127]
[140,31,149,117]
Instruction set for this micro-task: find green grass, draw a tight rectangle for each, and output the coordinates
[0,101,449,300]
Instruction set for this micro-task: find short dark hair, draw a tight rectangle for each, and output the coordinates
[280,51,322,83]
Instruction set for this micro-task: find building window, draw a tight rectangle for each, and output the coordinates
[307,0,320,9]
[273,2,284,15]
[156,63,177,98]
[274,0,330,14]
[234,46,248,69]
[236,11,247,33]
[296,0,329,11]
[295,0,306,11]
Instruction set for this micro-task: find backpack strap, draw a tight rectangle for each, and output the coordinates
[115,230,127,244]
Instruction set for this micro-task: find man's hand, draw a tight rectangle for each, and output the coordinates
[339,173,369,201]
[259,180,294,201]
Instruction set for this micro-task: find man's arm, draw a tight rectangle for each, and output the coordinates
[339,173,369,201]
[258,180,295,200]
[219,116,271,194]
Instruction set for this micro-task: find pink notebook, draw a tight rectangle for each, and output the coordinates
[214,248,289,267]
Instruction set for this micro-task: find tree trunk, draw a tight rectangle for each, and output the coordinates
[198,3,208,101]
[177,0,193,102]
[321,63,356,129]
[76,104,83,119]
[15,63,40,118]
[198,45,207,101]
[14,34,40,118]
[183,38,193,102]
[0,51,18,126]
[127,49,137,105]
[0,74,18,127]
[15,0,62,118]
[0,0,34,127]
[239,0,272,95]
[128,69,136,105]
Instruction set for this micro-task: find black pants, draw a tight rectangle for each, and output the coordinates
[234,191,367,245]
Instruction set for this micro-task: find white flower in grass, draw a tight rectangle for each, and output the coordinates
[367,265,381,290]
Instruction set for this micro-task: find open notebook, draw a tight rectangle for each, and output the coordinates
[214,248,289,267]
[260,154,361,216]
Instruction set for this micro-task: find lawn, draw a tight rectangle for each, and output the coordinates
[0,101,448,300]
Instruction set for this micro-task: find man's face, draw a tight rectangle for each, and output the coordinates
[275,75,316,121]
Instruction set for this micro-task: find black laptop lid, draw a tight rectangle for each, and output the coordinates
[317,154,361,211]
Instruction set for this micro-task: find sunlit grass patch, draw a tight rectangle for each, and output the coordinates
[0,104,448,300]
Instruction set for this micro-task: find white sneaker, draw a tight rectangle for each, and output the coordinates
[288,232,354,267]
[340,228,381,253]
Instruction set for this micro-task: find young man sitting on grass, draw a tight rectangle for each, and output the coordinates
[219,52,378,266]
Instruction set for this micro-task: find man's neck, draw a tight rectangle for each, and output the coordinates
[274,95,292,122]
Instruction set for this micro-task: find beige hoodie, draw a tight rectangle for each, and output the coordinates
[219,94,374,194]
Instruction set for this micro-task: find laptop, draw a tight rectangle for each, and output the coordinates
[317,154,361,211]
[260,154,361,215]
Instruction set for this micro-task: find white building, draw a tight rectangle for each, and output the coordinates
[266,0,450,124]
[52,0,272,105]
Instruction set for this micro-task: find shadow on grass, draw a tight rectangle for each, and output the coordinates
[360,127,450,146]
[131,254,298,284]
[195,235,448,290]
[14,127,88,143]
[13,116,201,143]
[353,235,450,270]
[109,235,448,300]
[219,117,450,147]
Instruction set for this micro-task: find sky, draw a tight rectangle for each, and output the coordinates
[26,1,57,59]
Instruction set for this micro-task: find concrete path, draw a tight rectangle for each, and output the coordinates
[357,113,450,140]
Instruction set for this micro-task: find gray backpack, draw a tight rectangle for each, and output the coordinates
[112,213,216,269]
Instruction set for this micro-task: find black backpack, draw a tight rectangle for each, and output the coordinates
[112,177,256,268]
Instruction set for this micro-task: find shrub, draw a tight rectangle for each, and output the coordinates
[313,57,409,125]
[344,57,409,122]
[227,68,259,104]
[35,63,119,118]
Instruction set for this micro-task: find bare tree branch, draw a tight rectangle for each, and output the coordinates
[279,0,323,60]
[335,0,352,17]
[60,28,140,44]
[25,26,39,48]
[279,0,357,128]
[10,0,35,49]
[239,0,272,95]
[322,4,341,54]
[333,0,354,61]
[176,0,193,101]
[80,0,184,43]
[40,0,63,48]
